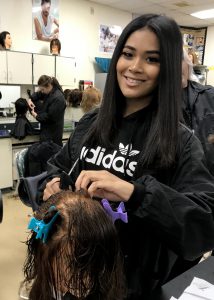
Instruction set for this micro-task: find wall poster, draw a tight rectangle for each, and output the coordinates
[99,24,122,53]
[180,26,207,65]
[32,0,59,41]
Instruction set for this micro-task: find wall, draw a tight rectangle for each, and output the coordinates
[204,26,214,85]
[0,0,131,86]
[1,1,214,86]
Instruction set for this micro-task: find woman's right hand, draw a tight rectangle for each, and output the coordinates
[43,177,61,201]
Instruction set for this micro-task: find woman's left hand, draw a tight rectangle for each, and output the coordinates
[31,108,37,118]
[75,170,134,202]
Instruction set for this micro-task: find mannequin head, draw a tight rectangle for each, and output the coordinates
[50,38,61,55]
[0,31,12,49]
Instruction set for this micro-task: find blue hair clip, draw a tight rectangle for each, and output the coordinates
[101,199,128,223]
[28,206,60,243]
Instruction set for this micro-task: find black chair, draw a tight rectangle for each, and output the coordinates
[18,171,48,211]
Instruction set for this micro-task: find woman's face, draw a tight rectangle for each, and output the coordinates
[39,83,53,94]
[116,28,160,111]
[5,34,12,49]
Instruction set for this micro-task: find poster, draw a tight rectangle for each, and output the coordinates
[99,24,122,53]
[32,0,59,41]
[180,26,207,65]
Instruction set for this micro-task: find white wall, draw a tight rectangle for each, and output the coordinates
[1,1,214,86]
[204,26,214,85]
[0,0,131,86]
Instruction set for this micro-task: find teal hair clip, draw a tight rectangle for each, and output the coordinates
[28,206,60,243]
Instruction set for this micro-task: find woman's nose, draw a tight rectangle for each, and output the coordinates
[128,58,143,72]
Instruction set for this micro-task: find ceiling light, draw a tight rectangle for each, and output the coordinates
[191,9,214,19]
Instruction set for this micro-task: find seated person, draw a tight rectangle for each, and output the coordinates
[23,190,126,300]
[0,31,12,50]
[81,87,102,113]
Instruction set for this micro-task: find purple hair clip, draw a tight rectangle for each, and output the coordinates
[101,199,128,223]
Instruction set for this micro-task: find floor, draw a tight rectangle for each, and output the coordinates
[0,189,32,300]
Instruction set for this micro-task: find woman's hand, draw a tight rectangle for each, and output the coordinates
[75,170,134,202]
[30,108,37,119]
[43,177,61,201]
[27,99,35,110]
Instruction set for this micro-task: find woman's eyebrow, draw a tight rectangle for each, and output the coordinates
[123,45,160,55]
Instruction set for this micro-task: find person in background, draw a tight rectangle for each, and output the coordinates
[28,75,66,147]
[50,38,61,55]
[34,0,59,41]
[65,89,84,126]
[0,31,12,50]
[40,14,214,299]
[25,75,65,176]
[23,190,126,300]
[81,86,102,113]
[182,48,214,176]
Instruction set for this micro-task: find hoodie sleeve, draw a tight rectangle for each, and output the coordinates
[126,132,214,260]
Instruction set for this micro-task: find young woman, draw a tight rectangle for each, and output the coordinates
[41,14,214,299]
[0,31,12,49]
[28,75,66,146]
[23,190,125,300]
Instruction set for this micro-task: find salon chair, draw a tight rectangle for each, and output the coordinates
[15,148,47,211]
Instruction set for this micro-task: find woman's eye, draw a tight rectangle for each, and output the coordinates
[146,57,160,63]
[121,51,133,58]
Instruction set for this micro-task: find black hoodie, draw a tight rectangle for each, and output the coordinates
[45,108,214,299]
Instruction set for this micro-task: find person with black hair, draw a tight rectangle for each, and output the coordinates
[0,31,12,50]
[11,98,38,140]
[23,190,126,300]
[39,14,214,299]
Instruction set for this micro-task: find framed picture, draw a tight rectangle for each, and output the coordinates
[180,26,207,65]
[99,24,122,53]
[32,0,59,41]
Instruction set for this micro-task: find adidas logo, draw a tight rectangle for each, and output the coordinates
[80,143,140,177]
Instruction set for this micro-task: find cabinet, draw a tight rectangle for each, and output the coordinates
[0,51,7,83]
[0,51,76,87]
[33,54,55,84]
[56,56,76,86]
[7,51,33,84]
[0,51,32,84]
[0,138,13,189]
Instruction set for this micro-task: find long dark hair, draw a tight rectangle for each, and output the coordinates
[38,75,63,93]
[85,14,183,167]
[23,191,126,300]
[0,31,10,48]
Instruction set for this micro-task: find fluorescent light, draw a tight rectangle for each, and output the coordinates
[191,9,214,19]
